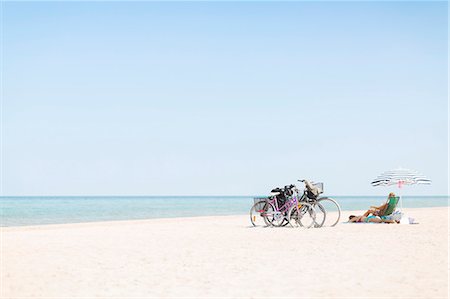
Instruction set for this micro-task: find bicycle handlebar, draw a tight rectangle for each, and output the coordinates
[298,179,314,191]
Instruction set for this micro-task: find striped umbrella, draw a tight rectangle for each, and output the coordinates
[371,167,431,224]
[371,167,431,188]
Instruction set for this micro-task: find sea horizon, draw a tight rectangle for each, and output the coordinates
[1,195,448,227]
[3,194,449,199]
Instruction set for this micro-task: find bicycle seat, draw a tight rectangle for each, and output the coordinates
[270,187,283,197]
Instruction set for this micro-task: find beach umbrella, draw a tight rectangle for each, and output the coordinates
[371,167,431,188]
[371,167,431,223]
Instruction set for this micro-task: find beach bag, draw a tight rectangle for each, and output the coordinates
[304,181,322,199]
[271,187,287,207]
[284,185,294,197]
[390,210,403,221]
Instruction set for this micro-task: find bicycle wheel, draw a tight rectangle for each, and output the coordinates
[262,202,278,227]
[280,216,290,227]
[250,201,273,227]
[274,213,289,227]
[266,208,285,227]
[317,197,341,227]
[311,202,326,228]
[288,202,316,228]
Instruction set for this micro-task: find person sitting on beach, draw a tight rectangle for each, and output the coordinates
[348,210,398,223]
[349,192,401,223]
[365,192,396,217]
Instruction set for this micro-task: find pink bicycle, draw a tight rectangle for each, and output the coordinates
[250,184,316,228]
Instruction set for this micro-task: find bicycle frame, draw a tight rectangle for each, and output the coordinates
[264,193,298,223]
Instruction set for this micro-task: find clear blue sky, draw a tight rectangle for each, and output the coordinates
[2,1,448,196]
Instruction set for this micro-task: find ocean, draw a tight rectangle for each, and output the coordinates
[1,195,448,227]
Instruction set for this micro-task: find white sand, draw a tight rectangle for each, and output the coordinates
[2,207,449,298]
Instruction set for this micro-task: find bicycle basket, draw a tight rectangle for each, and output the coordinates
[306,182,324,199]
[312,182,324,194]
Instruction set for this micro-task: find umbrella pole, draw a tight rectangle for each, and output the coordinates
[400,194,403,213]
[399,194,409,224]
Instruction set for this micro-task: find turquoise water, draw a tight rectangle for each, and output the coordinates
[1,196,448,227]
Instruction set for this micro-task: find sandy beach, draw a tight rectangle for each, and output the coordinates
[2,207,449,298]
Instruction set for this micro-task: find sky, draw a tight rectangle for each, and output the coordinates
[2,1,448,196]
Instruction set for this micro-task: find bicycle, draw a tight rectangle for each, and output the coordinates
[250,185,316,228]
[287,183,323,228]
[297,179,341,227]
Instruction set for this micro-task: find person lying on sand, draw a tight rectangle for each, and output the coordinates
[348,214,397,223]
[348,207,399,223]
